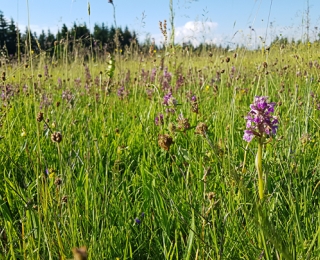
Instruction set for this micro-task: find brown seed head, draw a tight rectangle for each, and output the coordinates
[226,57,230,63]
[191,102,199,113]
[51,131,62,143]
[54,177,62,186]
[62,195,68,203]
[36,112,44,122]
[158,134,173,151]
[195,122,208,136]
[263,61,268,68]
[177,116,190,131]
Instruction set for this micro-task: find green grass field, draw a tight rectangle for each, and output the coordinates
[0,40,320,259]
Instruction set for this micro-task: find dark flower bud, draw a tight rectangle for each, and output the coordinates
[158,134,173,151]
[51,132,63,143]
[36,112,44,122]
[54,177,62,186]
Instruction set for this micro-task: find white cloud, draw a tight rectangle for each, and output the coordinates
[152,21,219,47]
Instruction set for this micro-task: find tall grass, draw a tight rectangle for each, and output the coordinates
[0,4,320,259]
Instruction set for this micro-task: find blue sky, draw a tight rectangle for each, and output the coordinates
[2,0,320,47]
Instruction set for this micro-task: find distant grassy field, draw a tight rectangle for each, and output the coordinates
[0,41,320,259]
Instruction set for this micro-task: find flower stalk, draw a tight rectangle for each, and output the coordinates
[255,139,264,200]
[243,96,278,200]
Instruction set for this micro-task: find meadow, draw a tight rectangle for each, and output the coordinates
[0,34,320,259]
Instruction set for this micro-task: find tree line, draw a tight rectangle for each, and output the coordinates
[0,10,138,56]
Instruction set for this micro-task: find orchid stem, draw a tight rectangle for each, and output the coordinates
[256,139,264,200]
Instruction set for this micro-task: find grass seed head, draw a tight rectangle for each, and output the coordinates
[36,112,44,122]
[51,131,62,143]
[177,115,190,131]
[158,134,173,151]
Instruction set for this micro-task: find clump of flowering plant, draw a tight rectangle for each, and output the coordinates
[243,96,278,200]
[163,92,177,107]
[243,96,278,142]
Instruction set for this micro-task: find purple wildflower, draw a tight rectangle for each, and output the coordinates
[163,92,177,106]
[150,68,157,83]
[175,73,184,91]
[243,96,278,142]
[62,90,74,102]
[141,69,149,83]
[155,114,164,126]
[40,93,53,109]
[94,76,100,86]
[163,93,171,105]
[190,95,198,113]
[117,86,129,99]
[1,84,15,101]
[84,65,91,83]
[164,68,172,82]
[230,66,236,79]
[146,88,154,99]
[117,86,125,98]
[125,69,131,83]
[161,68,172,91]
[57,78,62,88]
[74,77,81,87]
[135,218,141,225]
